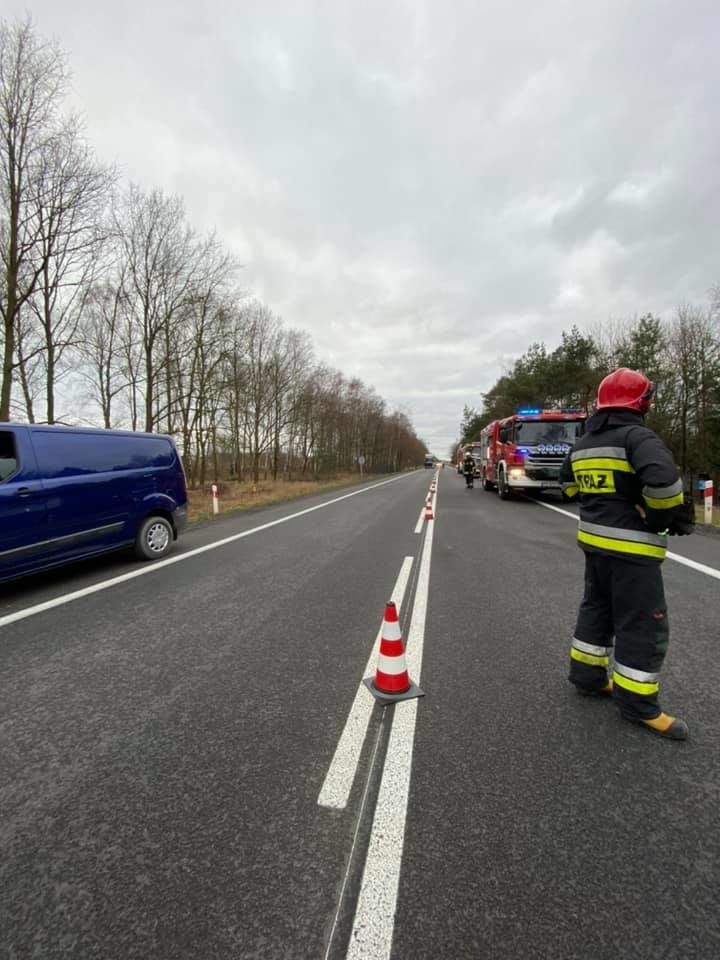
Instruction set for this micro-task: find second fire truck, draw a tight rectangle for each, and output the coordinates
[479,408,587,499]
[456,442,484,476]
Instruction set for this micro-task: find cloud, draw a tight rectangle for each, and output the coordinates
[6,0,720,454]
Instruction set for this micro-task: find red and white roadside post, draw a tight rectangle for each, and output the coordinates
[211,483,219,516]
[704,479,714,525]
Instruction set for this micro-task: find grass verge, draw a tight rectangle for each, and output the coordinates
[187,474,380,523]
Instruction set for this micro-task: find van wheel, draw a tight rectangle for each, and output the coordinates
[135,515,173,560]
[497,468,511,500]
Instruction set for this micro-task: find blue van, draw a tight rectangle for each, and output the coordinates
[0,423,188,584]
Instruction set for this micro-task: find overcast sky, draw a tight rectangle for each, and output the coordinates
[8,0,719,455]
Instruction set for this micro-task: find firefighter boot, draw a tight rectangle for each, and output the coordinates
[626,712,689,741]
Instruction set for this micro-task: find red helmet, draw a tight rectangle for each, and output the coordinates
[596,368,654,413]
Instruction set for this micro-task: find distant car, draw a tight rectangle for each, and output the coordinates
[423,456,434,468]
[0,423,188,583]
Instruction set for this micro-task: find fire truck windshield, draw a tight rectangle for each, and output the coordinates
[514,420,582,445]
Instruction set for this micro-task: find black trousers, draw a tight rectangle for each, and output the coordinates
[570,551,669,720]
[464,473,474,487]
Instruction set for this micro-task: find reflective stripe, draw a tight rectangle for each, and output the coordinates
[573,638,613,657]
[571,446,628,461]
[644,491,684,509]
[643,479,683,499]
[642,479,684,510]
[579,520,666,547]
[572,457,635,473]
[571,648,609,667]
[562,483,579,498]
[382,619,402,641]
[612,670,659,696]
[578,530,666,559]
[615,662,660,683]
[375,653,407,675]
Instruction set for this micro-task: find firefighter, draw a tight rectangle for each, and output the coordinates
[559,368,695,740]
[463,451,475,488]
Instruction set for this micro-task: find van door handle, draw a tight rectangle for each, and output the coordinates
[15,487,33,498]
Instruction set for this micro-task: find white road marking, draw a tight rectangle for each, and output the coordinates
[0,473,415,630]
[346,517,434,960]
[535,500,720,580]
[318,556,414,810]
[415,482,438,533]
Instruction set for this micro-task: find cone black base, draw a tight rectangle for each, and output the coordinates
[362,676,425,704]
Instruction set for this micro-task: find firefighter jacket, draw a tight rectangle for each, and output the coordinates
[559,409,688,564]
[463,457,475,475]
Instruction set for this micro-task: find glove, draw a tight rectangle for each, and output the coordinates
[667,494,696,536]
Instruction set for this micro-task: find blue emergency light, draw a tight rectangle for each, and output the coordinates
[516,408,542,415]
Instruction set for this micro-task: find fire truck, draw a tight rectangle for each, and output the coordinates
[456,442,484,476]
[479,408,587,499]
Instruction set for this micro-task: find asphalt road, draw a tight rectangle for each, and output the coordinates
[1,470,719,960]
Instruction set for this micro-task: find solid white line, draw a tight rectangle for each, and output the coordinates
[317,556,414,810]
[664,552,720,580]
[0,474,414,630]
[414,508,425,534]
[535,500,720,580]
[535,500,576,520]
[346,518,434,960]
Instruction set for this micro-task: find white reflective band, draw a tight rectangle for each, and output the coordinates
[614,661,660,683]
[571,446,628,461]
[578,519,666,547]
[376,653,407,675]
[642,480,683,498]
[573,638,612,657]
[382,620,402,641]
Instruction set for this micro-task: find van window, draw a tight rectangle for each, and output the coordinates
[0,430,18,481]
[33,431,175,477]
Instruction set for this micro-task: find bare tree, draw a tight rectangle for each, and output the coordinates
[666,305,720,475]
[241,301,282,483]
[161,231,238,440]
[14,305,43,420]
[171,295,232,486]
[25,118,115,422]
[116,185,200,432]
[0,16,69,419]
[268,327,312,480]
[75,272,131,427]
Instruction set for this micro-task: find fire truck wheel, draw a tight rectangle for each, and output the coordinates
[482,473,493,491]
[497,467,511,500]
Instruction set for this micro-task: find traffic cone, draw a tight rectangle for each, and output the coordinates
[363,601,424,704]
[424,498,434,520]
